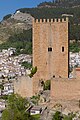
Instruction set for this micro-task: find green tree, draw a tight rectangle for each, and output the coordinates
[30,95,40,105]
[3,14,12,20]
[2,94,33,120]
[52,111,76,120]
[29,66,37,78]
[52,111,63,120]
[21,61,32,69]
[0,29,32,55]
[63,112,76,120]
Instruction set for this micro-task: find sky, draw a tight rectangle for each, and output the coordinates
[0,0,51,21]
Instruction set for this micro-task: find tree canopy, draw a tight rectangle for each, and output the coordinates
[2,94,33,120]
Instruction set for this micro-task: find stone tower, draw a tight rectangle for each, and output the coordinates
[32,18,69,94]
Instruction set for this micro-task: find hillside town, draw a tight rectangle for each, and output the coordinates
[0,48,32,117]
[70,52,80,68]
[0,47,31,79]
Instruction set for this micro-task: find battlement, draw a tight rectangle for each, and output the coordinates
[33,17,68,23]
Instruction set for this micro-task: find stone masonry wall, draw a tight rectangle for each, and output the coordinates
[14,76,33,98]
[51,78,80,100]
[32,18,69,94]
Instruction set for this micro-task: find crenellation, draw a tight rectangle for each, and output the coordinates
[36,19,38,23]
[43,19,46,22]
[32,18,35,26]
[34,17,68,23]
[47,19,49,22]
[40,19,42,23]
[54,18,57,22]
[51,19,53,23]
[58,18,60,22]
[62,18,65,22]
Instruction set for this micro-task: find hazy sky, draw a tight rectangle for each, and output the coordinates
[0,0,51,21]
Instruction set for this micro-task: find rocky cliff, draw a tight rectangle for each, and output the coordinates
[0,11,33,44]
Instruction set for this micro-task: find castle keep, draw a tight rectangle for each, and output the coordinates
[33,18,69,94]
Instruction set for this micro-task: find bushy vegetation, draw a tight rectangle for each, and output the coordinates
[2,94,39,120]
[3,14,12,20]
[0,95,9,100]
[52,111,76,120]
[31,114,40,120]
[30,95,40,105]
[21,61,32,69]
[38,0,80,8]
[29,66,37,78]
[0,29,32,55]
[52,111,63,120]
[18,4,80,25]
[69,42,80,52]
[0,84,4,90]
[43,80,51,90]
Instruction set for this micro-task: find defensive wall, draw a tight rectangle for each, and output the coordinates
[13,76,33,98]
[51,77,80,101]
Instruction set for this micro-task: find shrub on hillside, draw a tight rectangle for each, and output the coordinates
[43,80,51,90]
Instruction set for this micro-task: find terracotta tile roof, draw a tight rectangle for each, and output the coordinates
[76,68,80,71]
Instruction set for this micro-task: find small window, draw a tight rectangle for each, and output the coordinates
[53,75,55,78]
[48,47,52,52]
[59,76,61,78]
[62,46,64,52]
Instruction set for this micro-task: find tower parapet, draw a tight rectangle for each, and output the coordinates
[33,17,68,23]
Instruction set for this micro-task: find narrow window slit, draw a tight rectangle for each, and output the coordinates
[48,47,52,52]
[62,46,64,52]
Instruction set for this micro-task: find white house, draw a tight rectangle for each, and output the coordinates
[30,106,42,115]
